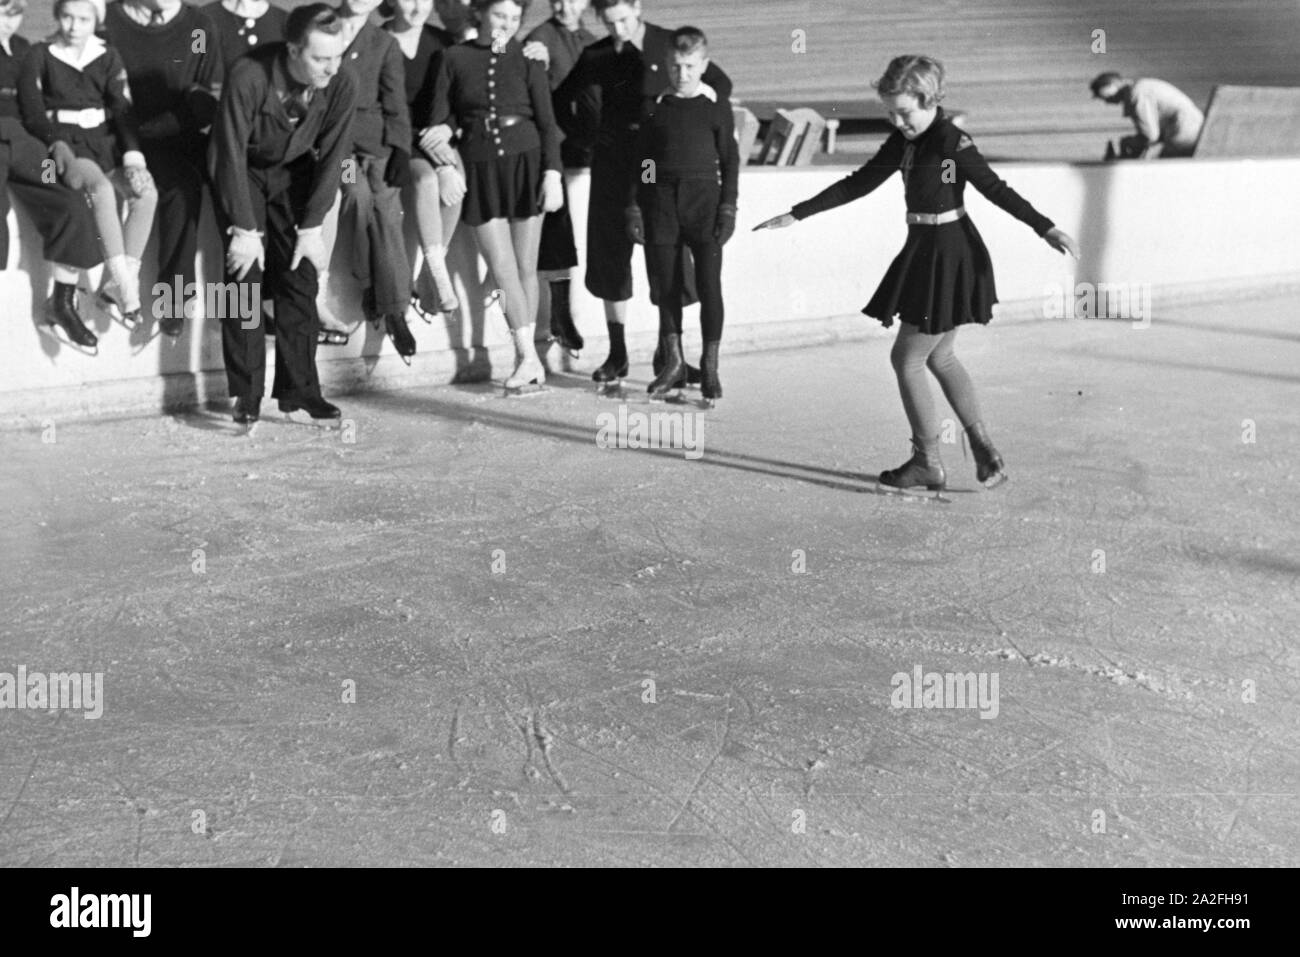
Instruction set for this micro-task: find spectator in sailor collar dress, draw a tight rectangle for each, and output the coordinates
[19,0,159,333]
[0,0,103,353]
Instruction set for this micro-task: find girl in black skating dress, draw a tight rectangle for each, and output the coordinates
[758,55,1079,491]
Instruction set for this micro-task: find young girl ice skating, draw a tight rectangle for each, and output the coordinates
[19,0,157,331]
[757,55,1079,490]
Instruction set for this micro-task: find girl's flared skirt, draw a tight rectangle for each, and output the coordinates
[863,218,999,335]
[460,147,543,227]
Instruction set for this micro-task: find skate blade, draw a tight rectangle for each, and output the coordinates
[981,472,1009,489]
[97,294,141,332]
[874,481,952,504]
[502,383,549,398]
[130,327,166,355]
[595,382,626,399]
[38,323,98,356]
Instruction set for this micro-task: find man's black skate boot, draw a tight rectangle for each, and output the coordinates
[385,312,417,360]
[966,422,1007,487]
[592,321,628,382]
[279,396,342,420]
[46,283,98,351]
[233,395,260,424]
[700,341,722,401]
[549,280,583,353]
[879,435,946,491]
[648,333,687,395]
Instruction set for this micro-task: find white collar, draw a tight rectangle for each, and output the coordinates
[47,35,108,71]
[223,0,270,15]
[656,82,718,104]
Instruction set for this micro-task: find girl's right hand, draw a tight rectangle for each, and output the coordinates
[50,141,75,177]
[753,212,796,231]
[435,165,467,206]
[418,125,455,160]
[1045,227,1080,260]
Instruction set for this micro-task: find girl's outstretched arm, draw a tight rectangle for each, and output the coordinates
[755,133,904,230]
[954,130,1079,258]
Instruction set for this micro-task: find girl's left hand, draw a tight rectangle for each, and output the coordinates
[753,212,796,231]
[523,41,550,67]
[125,166,156,198]
[1045,227,1080,260]
[540,170,563,213]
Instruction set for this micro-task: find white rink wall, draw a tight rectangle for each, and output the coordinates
[2,157,1298,422]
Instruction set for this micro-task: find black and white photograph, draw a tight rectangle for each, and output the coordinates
[0,0,1295,914]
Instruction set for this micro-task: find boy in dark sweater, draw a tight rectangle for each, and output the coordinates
[626,26,736,404]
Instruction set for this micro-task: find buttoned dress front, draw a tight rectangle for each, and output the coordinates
[428,36,561,227]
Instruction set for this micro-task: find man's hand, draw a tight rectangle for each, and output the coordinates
[714,204,737,245]
[226,227,264,281]
[1044,227,1080,259]
[624,206,645,245]
[753,212,796,231]
[523,40,550,67]
[385,147,412,188]
[290,226,329,273]
[435,164,467,206]
[540,169,563,213]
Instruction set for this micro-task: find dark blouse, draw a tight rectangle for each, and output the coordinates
[385,21,455,140]
[203,2,289,69]
[102,3,224,142]
[792,109,1055,236]
[428,37,561,172]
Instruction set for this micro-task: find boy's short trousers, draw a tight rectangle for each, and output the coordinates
[638,179,721,246]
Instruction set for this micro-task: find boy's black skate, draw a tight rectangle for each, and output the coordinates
[652,341,702,387]
[648,333,687,397]
[42,283,98,355]
[966,422,1008,488]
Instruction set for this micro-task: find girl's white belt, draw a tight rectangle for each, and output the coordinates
[906,206,966,225]
[48,108,107,128]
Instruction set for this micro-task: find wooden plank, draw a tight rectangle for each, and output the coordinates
[1195,85,1300,156]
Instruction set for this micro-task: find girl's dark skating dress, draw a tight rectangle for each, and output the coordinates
[792,107,1055,335]
[428,36,561,227]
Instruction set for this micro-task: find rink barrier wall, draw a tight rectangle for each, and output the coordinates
[3,157,1299,424]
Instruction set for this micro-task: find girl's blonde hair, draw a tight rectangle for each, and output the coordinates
[875,54,946,108]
